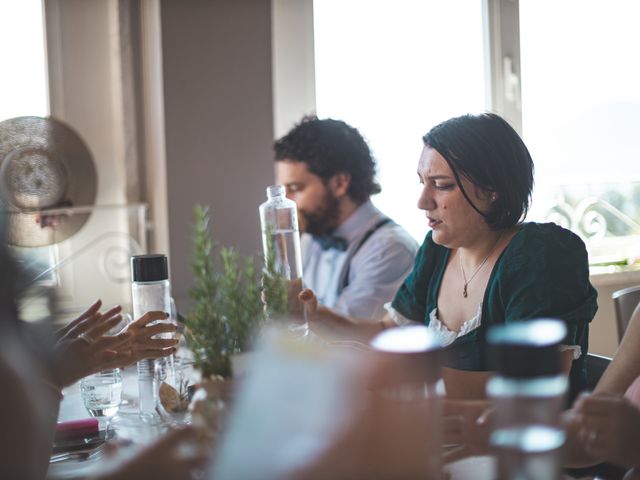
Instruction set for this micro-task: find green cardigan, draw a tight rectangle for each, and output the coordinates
[392,222,598,401]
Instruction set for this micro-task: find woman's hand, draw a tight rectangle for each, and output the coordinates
[52,300,131,388]
[117,310,178,363]
[52,300,178,388]
[55,299,107,341]
[574,393,640,468]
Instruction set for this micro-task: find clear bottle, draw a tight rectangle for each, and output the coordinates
[259,185,305,330]
[486,319,568,480]
[131,254,173,418]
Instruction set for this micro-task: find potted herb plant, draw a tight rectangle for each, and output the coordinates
[185,205,288,378]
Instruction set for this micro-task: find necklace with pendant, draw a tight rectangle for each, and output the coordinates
[459,232,503,298]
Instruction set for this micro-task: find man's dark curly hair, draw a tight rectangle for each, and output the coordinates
[273,116,381,204]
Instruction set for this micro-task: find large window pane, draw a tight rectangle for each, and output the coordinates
[0,0,51,288]
[520,0,640,265]
[314,0,486,241]
[0,0,48,121]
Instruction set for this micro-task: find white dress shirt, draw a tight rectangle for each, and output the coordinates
[301,201,418,320]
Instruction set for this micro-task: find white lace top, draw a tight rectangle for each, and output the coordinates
[427,306,483,347]
[384,302,582,359]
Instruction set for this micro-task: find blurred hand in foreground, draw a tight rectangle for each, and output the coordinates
[52,299,178,388]
[442,399,494,464]
[574,393,640,468]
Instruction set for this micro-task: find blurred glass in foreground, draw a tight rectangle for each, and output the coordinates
[487,319,568,480]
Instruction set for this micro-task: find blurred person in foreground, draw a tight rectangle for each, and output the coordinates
[274,116,418,320]
[444,300,640,478]
[296,112,597,402]
[563,301,640,477]
[0,220,208,479]
[210,325,444,480]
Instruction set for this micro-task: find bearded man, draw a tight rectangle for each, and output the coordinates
[274,116,417,320]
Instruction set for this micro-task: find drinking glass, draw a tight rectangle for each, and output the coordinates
[80,369,123,417]
[154,356,192,425]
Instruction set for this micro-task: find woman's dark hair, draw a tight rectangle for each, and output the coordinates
[423,113,534,229]
[274,116,381,204]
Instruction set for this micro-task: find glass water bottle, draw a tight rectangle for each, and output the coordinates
[487,319,568,480]
[131,254,173,418]
[259,185,306,332]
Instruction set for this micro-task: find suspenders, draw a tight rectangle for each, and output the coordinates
[336,217,393,294]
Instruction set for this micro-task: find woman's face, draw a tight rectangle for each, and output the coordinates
[417,146,494,248]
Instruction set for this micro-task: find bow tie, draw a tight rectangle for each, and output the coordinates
[314,234,348,251]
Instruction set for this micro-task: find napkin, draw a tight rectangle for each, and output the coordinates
[55,418,99,439]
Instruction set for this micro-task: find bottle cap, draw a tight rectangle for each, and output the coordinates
[487,319,567,378]
[131,254,168,282]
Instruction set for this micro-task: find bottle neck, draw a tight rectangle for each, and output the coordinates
[266,184,286,199]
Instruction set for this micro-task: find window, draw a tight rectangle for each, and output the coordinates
[0,0,56,287]
[0,0,48,121]
[314,0,486,242]
[314,0,640,269]
[520,0,640,268]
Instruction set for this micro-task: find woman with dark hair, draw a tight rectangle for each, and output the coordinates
[299,113,597,401]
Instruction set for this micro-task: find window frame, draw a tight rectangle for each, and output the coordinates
[305,0,640,286]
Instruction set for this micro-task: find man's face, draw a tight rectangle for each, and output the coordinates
[275,160,340,235]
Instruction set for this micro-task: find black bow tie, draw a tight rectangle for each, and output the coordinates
[314,234,348,251]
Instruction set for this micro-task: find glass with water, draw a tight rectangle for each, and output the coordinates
[80,369,123,417]
[79,312,130,418]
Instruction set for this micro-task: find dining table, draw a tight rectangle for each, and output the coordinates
[46,355,617,480]
[48,362,197,480]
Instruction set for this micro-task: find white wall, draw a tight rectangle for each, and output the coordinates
[45,0,134,314]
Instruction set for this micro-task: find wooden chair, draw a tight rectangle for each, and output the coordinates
[612,285,640,342]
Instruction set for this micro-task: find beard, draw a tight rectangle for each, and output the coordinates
[298,189,341,236]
